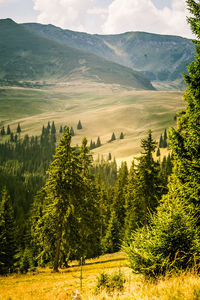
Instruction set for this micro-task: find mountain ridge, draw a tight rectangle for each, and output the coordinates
[0,18,154,90]
[23,22,195,89]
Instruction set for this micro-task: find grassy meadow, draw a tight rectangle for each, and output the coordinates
[0,252,199,300]
[0,82,184,164]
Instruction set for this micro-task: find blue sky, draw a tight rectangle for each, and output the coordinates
[0,0,192,38]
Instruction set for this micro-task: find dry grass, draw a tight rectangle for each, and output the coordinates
[0,253,199,300]
[0,83,184,165]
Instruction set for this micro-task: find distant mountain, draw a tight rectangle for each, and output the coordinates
[0,19,154,90]
[24,22,195,89]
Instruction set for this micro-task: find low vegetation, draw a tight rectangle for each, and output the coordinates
[0,253,200,300]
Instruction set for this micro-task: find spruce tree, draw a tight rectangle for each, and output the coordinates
[159,134,163,148]
[51,121,56,134]
[17,123,21,134]
[125,1,200,276]
[6,125,11,135]
[103,162,128,252]
[156,147,160,157]
[70,126,75,136]
[110,132,116,142]
[77,120,82,130]
[59,125,63,133]
[47,122,51,134]
[135,130,161,225]
[96,136,101,147]
[1,126,5,136]
[119,132,124,139]
[163,129,167,148]
[108,153,112,161]
[0,188,17,274]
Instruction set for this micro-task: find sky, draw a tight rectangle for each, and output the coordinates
[0,0,193,38]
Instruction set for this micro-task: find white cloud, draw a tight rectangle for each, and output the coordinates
[33,0,193,38]
[102,0,192,38]
[33,0,106,33]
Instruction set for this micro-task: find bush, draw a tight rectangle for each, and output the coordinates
[19,248,35,274]
[96,270,126,293]
[124,197,200,277]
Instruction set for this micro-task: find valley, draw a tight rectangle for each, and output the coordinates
[0,82,184,164]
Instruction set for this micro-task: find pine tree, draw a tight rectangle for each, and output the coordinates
[77,120,82,130]
[33,129,100,271]
[51,121,56,134]
[1,126,5,136]
[17,123,21,134]
[70,126,75,136]
[125,1,200,276]
[96,136,101,147]
[47,122,51,134]
[108,153,112,161]
[10,132,14,142]
[0,187,17,274]
[156,147,160,157]
[6,125,11,135]
[163,129,167,148]
[159,134,163,148]
[103,162,128,252]
[119,132,124,139]
[110,132,116,142]
[59,125,63,133]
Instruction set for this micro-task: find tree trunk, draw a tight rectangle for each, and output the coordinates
[53,227,63,272]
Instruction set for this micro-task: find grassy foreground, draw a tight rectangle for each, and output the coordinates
[0,252,199,300]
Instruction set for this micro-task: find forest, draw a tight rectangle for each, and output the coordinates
[1,0,200,281]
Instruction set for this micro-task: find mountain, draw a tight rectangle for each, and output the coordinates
[0,19,154,90]
[24,22,195,89]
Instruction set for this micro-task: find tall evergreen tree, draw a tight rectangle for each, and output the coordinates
[119,132,124,139]
[135,130,161,226]
[17,123,21,134]
[159,134,163,148]
[1,126,5,136]
[110,132,116,142]
[96,136,101,147]
[70,126,75,136]
[32,129,100,271]
[0,187,17,274]
[6,125,11,135]
[77,120,82,130]
[125,1,200,276]
[59,125,63,133]
[51,121,56,134]
[103,162,128,252]
[163,128,167,148]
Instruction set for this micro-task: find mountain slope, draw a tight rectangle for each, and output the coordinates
[23,22,195,88]
[0,19,154,90]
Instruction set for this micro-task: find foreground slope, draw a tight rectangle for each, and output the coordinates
[24,22,195,89]
[0,19,154,90]
[0,252,199,300]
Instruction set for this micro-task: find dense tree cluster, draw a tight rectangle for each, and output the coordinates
[0,123,171,273]
[125,0,200,277]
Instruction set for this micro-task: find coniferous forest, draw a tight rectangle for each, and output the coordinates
[0,0,200,283]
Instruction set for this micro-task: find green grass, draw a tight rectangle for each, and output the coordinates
[0,84,184,163]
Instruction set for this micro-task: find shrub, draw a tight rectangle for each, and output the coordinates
[124,197,200,277]
[96,270,126,293]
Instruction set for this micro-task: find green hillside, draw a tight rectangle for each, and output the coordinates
[0,19,154,90]
[24,22,195,89]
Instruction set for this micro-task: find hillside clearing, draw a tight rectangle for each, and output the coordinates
[0,84,184,163]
